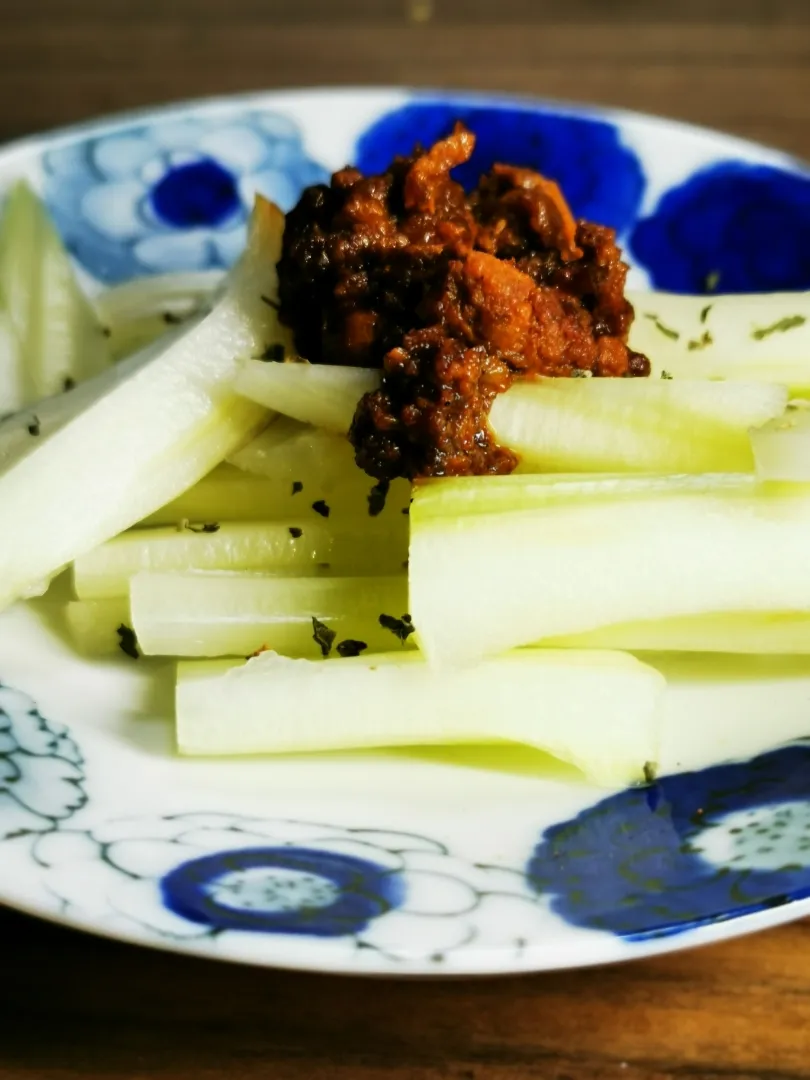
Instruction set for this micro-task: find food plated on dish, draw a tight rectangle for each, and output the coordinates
[3,90,810,974]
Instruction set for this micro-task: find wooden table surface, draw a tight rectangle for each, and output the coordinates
[3,1,810,1077]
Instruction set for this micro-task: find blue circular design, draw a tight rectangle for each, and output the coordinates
[527,744,810,940]
[630,161,810,293]
[150,159,240,229]
[41,111,329,283]
[160,846,405,936]
[356,101,646,235]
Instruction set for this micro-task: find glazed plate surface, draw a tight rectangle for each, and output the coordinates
[4,88,810,974]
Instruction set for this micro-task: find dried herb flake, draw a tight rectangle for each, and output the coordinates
[687,330,714,351]
[260,294,280,310]
[660,370,673,380]
[62,376,76,392]
[27,416,40,436]
[704,271,721,293]
[185,522,220,533]
[291,481,303,495]
[312,499,330,518]
[162,310,184,325]
[643,761,658,785]
[259,342,286,362]
[644,314,680,341]
[311,616,336,657]
[116,624,140,660]
[700,303,713,324]
[379,613,415,643]
[336,639,368,658]
[288,527,303,538]
[752,315,807,341]
[367,479,390,517]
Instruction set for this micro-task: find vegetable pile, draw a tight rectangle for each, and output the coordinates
[3,154,810,788]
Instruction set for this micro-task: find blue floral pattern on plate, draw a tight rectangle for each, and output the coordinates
[0,683,85,839]
[630,161,810,293]
[527,744,810,940]
[42,111,328,283]
[355,101,646,235]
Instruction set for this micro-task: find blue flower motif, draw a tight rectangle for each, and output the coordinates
[527,743,810,939]
[161,845,403,936]
[630,161,810,293]
[42,111,328,284]
[356,101,645,235]
[0,683,85,839]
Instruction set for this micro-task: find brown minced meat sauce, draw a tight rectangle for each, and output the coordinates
[277,123,650,481]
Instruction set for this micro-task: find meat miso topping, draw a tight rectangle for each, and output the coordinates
[277,124,649,480]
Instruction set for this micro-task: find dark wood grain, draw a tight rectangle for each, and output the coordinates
[3,2,810,1076]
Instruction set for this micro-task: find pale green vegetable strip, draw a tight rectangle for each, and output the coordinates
[0,180,111,399]
[413,470,756,520]
[130,571,410,658]
[142,462,410,526]
[0,198,283,612]
[235,360,788,473]
[409,478,810,667]
[627,289,810,388]
[0,311,25,414]
[0,331,180,472]
[546,611,810,654]
[95,270,223,361]
[750,404,810,481]
[176,648,665,786]
[235,359,380,433]
[65,598,131,656]
[488,378,787,473]
[74,518,408,599]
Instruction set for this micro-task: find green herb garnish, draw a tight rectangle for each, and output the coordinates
[379,613,415,643]
[687,330,714,351]
[367,480,390,517]
[752,315,807,341]
[116,624,140,660]
[185,522,220,533]
[312,499,330,518]
[644,314,679,341]
[336,639,368,658]
[259,343,286,362]
[311,616,336,657]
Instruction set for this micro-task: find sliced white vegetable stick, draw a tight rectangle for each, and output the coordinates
[413,471,756,520]
[750,404,810,481]
[409,479,810,667]
[627,289,810,387]
[95,270,224,361]
[131,571,410,658]
[235,359,380,433]
[65,598,131,656]
[546,611,810,654]
[176,648,665,786]
[0,197,283,611]
[0,329,182,472]
[74,517,408,599]
[488,378,787,473]
[0,180,111,398]
[0,310,25,415]
[235,360,788,473]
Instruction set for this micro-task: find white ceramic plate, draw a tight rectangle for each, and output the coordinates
[4,88,810,975]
